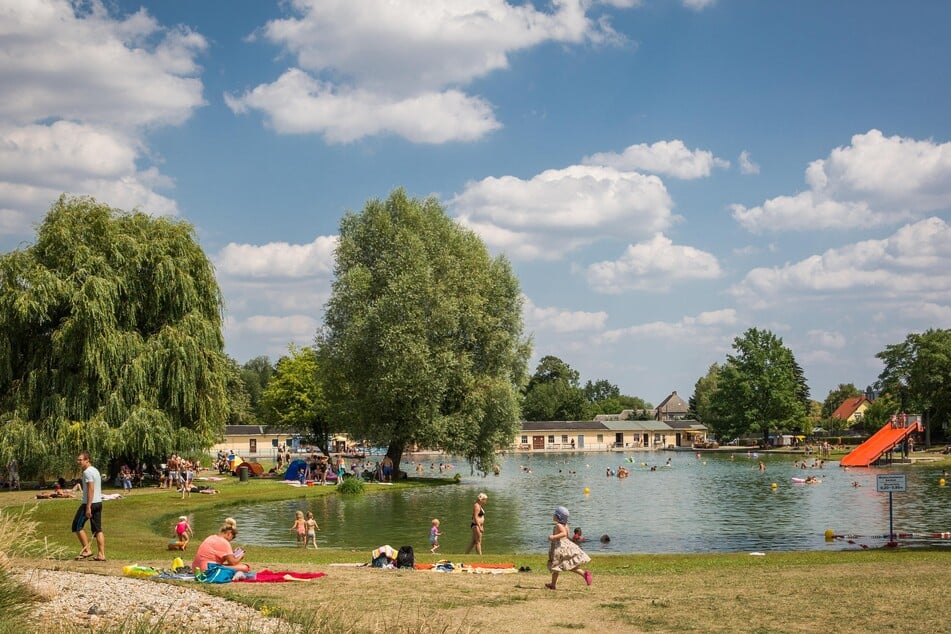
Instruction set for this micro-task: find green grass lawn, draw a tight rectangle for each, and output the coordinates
[5,470,951,633]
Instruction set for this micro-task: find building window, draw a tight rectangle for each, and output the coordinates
[561,435,568,443]
[597,434,603,443]
[249,439,257,453]
[521,435,528,444]
[548,435,555,444]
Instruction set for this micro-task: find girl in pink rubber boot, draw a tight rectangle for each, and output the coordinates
[545,506,592,590]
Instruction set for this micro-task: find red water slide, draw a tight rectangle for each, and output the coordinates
[839,421,922,467]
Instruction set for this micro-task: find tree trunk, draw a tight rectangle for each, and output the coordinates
[386,440,405,479]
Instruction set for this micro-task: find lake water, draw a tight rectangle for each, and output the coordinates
[191,451,951,554]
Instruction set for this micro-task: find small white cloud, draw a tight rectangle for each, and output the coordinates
[523,296,608,333]
[799,349,839,365]
[683,0,716,9]
[584,139,729,180]
[739,150,760,175]
[226,69,499,144]
[224,314,319,347]
[733,130,951,232]
[452,164,674,260]
[732,245,760,256]
[215,235,338,279]
[731,217,951,307]
[806,329,846,349]
[596,308,736,344]
[586,234,722,293]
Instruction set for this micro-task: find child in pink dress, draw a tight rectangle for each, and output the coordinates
[545,506,592,590]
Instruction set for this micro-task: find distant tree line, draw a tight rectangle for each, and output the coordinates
[5,193,949,482]
[521,355,651,421]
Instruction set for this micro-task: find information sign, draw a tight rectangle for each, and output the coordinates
[876,474,907,493]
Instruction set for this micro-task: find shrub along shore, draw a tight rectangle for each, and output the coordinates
[4,468,950,633]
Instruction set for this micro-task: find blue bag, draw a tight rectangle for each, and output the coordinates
[197,562,238,583]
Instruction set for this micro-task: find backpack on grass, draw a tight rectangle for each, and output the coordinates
[396,545,415,569]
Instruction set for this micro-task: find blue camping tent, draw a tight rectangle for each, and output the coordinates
[284,459,308,481]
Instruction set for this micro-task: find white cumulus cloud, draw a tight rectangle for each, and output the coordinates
[225,69,499,144]
[452,164,674,260]
[215,235,338,279]
[223,315,321,358]
[586,234,722,293]
[806,329,846,349]
[596,308,737,344]
[523,296,608,333]
[228,0,634,143]
[0,0,208,238]
[732,130,951,232]
[731,217,951,307]
[584,140,729,179]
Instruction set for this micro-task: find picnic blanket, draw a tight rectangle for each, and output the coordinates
[414,562,518,574]
[234,569,326,582]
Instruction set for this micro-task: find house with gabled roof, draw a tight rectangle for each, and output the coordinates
[831,396,870,424]
[655,390,690,421]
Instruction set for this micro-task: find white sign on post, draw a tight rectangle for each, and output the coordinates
[876,474,907,492]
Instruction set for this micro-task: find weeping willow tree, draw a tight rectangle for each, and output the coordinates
[0,196,230,478]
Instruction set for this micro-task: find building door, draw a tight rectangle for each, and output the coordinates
[615,432,624,447]
[532,436,545,450]
[676,433,682,447]
[577,435,585,449]
[249,439,257,454]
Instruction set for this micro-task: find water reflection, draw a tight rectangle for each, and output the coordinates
[190,452,951,554]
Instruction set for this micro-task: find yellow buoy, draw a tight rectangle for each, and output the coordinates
[771,482,777,489]
[940,479,946,487]
[824,529,835,541]
[584,487,590,495]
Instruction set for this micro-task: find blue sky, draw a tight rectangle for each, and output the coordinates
[3,0,951,407]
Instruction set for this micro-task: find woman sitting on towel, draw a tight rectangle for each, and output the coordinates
[192,518,250,573]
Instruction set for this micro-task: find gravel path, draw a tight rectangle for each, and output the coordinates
[17,568,290,632]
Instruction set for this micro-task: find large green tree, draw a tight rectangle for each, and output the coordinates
[861,392,900,434]
[224,356,255,425]
[876,329,951,444]
[583,379,620,404]
[688,363,721,428]
[821,383,863,419]
[0,196,230,477]
[820,383,862,433]
[260,346,329,454]
[711,328,808,442]
[522,356,589,421]
[317,189,530,473]
[240,355,275,422]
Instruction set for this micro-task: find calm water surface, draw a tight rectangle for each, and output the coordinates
[191,451,951,554]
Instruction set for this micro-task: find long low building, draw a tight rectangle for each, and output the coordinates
[514,419,707,451]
